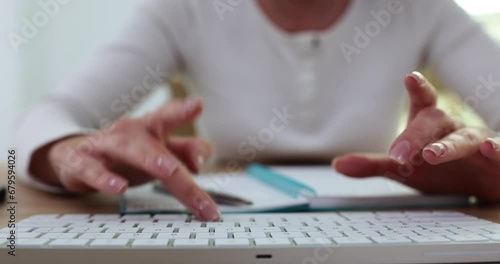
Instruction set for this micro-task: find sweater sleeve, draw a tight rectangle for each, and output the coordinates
[418,0,500,130]
[11,0,190,192]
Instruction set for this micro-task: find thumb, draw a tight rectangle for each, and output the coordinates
[333,153,400,178]
[143,97,203,140]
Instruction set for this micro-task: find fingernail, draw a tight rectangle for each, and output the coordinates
[424,143,447,157]
[108,177,128,193]
[390,141,411,165]
[486,138,500,151]
[197,199,220,221]
[156,156,178,177]
[411,71,426,85]
[185,97,201,112]
[197,154,205,168]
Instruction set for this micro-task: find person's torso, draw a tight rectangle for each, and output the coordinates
[177,0,425,162]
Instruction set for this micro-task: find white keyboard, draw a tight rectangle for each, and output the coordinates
[2,211,500,249]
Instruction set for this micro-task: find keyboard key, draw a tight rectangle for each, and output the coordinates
[141,228,174,233]
[319,225,353,231]
[153,215,189,221]
[173,239,209,248]
[307,231,344,238]
[17,238,50,248]
[205,222,236,227]
[233,232,267,239]
[238,222,270,227]
[408,235,450,244]
[49,239,90,248]
[171,222,203,228]
[332,237,373,245]
[0,227,34,233]
[275,222,305,227]
[118,233,153,239]
[102,223,137,228]
[483,227,500,234]
[79,233,117,239]
[250,227,281,232]
[68,228,106,233]
[177,227,210,233]
[120,215,152,221]
[131,239,169,248]
[371,236,412,244]
[157,233,191,239]
[483,234,500,241]
[17,233,42,239]
[32,227,69,233]
[284,227,317,232]
[446,235,490,242]
[105,228,140,233]
[90,214,121,221]
[294,237,332,246]
[40,233,79,239]
[214,227,246,233]
[254,238,291,247]
[59,214,90,220]
[196,232,228,239]
[270,232,305,238]
[19,223,68,228]
[90,239,130,248]
[214,239,250,247]
[68,223,104,228]
[343,231,380,237]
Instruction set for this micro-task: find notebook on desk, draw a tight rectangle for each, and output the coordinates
[121,164,472,214]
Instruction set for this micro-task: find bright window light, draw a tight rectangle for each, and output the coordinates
[455,0,500,16]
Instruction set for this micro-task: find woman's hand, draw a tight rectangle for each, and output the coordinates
[30,98,220,221]
[333,72,500,202]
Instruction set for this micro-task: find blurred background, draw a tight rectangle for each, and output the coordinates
[1,0,500,163]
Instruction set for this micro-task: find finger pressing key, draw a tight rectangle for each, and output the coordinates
[161,165,221,221]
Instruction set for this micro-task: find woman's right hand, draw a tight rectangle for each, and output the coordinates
[29,98,220,221]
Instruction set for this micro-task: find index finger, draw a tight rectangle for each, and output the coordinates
[160,162,221,221]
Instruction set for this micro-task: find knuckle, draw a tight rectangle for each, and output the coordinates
[443,137,460,153]
[408,127,429,149]
[457,130,476,143]
[418,108,453,126]
[424,108,446,119]
[113,118,140,132]
[113,136,131,153]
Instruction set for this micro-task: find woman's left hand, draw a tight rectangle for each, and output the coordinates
[333,71,500,202]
